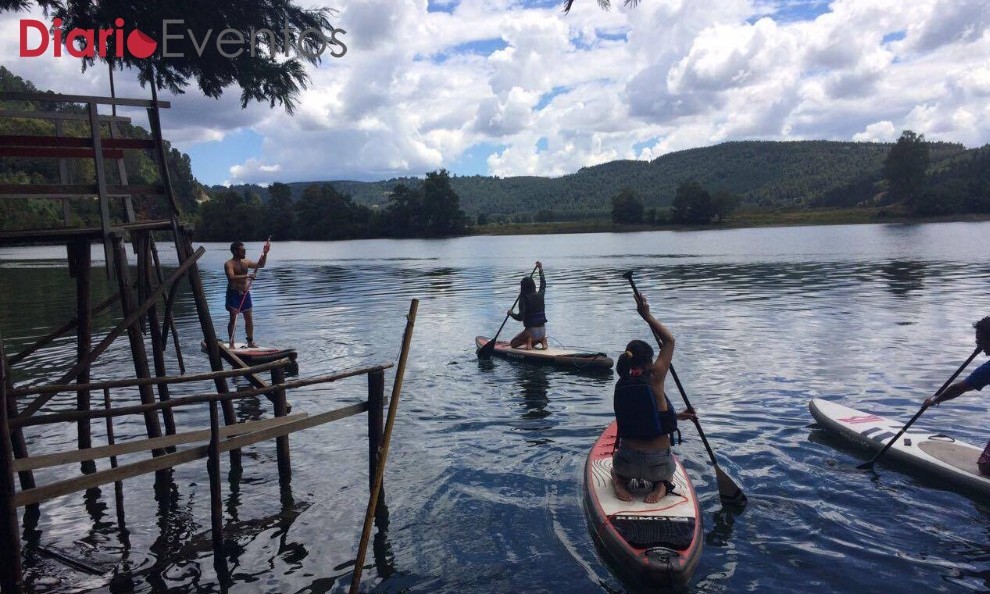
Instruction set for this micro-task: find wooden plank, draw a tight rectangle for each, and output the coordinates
[0,135,93,148]
[12,411,311,472]
[12,361,389,428]
[0,183,162,196]
[0,92,170,109]
[0,110,131,123]
[0,147,124,159]
[10,357,293,398]
[13,403,366,508]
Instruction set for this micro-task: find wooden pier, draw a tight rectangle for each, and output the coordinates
[0,92,415,592]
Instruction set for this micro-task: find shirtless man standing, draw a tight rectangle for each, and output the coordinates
[225,240,269,348]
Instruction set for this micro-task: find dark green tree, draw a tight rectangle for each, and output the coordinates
[0,0,344,113]
[611,187,643,224]
[711,190,741,221]
[884,130,930,208]
[421,169,467,236]
[383,183,422,237]
[267,182,296,240]
[671,180,717,224]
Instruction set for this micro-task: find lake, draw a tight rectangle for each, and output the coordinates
[2,221,990,593]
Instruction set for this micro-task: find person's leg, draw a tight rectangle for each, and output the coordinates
[227,308,237,347]
[244,310,256,347]
[509,329,529,348]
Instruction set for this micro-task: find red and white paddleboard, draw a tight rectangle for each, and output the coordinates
[200,339,298,368]
[583,421,704,587]
[810,398,990,496]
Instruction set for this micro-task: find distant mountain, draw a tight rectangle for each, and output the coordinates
[209,139,972,219]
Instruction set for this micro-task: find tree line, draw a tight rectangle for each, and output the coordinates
[195,169,469,241]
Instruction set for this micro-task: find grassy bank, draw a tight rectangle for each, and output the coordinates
[470,207,990,236]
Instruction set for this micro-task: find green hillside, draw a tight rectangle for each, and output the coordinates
[215,139,969,220]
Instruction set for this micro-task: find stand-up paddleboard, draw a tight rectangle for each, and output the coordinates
[201,339,299,373]
[583,421,703,587]
[475,336,613,370]
[810,398,990,496]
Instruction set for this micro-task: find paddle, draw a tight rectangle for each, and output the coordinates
[622,271,747,504]
[477,264,539,358]
[856,345,981,471]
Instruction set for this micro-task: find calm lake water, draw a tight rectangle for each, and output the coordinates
[3,222,990,593]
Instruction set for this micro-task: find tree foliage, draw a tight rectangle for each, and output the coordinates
[0,0,343,112]
[884,130,930,208]
[611,187,643,224]
[0,66,202,230]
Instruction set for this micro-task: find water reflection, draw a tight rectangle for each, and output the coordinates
[879,260,926,297]
[516,365,550,421]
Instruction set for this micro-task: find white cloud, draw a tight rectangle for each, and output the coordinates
[2,0,990,185]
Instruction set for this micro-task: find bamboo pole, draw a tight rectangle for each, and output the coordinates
[349,299,418,594]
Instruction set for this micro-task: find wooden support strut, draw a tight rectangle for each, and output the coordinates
[15,246,205,419]
[0,333,24,593]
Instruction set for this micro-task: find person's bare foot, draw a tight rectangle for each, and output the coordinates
[613,482,633,502]
[247,341,259,348]
[612,471,633,501]
[644,481,668,503]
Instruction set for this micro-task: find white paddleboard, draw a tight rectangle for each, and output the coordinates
[809,398,990,496]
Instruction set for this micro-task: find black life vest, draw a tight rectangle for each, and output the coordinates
[614,375,678,441]
[522,292,547,327]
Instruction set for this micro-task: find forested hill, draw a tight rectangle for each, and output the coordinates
[215,139,967,219]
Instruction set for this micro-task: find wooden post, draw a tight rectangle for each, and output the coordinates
[103,387,126,530]
[207,399,223,556]
[178,231,241,467]
[68,239,96,475]
[271,367,291,483]
[367,370,386,524]
[150,236,184,374]
[135,232,176,443]
[0,334,23,593]
[111,236,165,460]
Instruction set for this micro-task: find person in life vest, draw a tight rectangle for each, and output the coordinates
[507,260,548,350]
[613,291,696,503]
[925,316,990,473]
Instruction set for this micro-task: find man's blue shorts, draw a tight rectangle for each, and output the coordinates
[226,287,252,312]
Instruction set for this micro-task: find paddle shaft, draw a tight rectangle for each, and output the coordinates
[477,264,539,356]
[624,273,746,503]
[859,345,981,469]
[625,277,722,467]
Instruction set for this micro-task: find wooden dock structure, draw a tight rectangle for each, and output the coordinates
[0,92,415,592]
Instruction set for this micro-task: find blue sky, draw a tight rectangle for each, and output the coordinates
[3,0,989,186]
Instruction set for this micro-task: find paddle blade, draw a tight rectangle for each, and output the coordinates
[476,339,496,358]
[716,466,747,504]
[855,461,874,471]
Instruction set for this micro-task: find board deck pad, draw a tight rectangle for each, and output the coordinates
[475,336,613,369]
[583,421,703,587]
[809,398,990,496]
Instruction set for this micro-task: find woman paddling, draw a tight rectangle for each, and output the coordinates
[507,260,548,350]
[613,292,696,503]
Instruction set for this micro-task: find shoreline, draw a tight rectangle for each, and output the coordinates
[469,208,990,236]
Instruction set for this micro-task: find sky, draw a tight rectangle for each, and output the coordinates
[2,0,990,186]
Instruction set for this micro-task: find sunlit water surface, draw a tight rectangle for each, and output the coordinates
[2,222,990,593]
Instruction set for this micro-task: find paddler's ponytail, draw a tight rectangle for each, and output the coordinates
[616,339,653,378]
